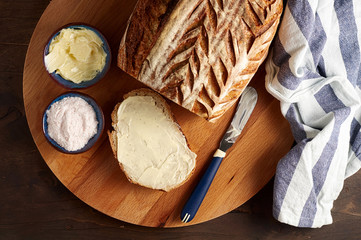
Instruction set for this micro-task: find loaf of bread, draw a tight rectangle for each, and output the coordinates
[118,0,283,121]
[108,88,196,191]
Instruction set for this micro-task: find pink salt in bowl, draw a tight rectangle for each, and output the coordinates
[42,92,104,154]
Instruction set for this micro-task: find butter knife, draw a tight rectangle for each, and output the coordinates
[181,86,258,223]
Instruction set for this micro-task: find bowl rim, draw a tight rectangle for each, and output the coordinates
[42,91,105,154]
[43,23,112,90]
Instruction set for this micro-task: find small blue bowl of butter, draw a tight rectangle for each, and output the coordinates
[44,24,111,89]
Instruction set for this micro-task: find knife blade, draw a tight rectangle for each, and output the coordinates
[219,86,258,152]
[181,86,258,223]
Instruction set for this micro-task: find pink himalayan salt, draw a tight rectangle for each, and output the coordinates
[46,96,98,151]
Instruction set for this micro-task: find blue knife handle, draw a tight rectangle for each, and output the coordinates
[181,149,226,223]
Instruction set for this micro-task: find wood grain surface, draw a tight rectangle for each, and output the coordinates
[22,0,294,227]
[1,0,361,239]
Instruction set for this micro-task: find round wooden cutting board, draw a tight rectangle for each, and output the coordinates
[23,0,293,227]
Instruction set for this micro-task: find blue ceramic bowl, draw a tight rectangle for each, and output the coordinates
[43,92,104,154]
[44,24,111,89]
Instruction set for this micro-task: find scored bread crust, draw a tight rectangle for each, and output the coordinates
[118,0,283,121]
[108,88,196,192]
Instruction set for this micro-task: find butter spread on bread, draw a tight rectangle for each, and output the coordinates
[108,89,196,191]
[118,0,283,121]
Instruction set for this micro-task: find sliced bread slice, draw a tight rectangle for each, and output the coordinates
[108,88,196,191]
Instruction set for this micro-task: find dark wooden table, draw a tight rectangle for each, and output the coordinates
[1,1,360,239]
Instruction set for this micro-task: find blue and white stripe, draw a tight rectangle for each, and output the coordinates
[265,0,361,228]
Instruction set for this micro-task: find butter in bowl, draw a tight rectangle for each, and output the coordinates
[43,24,111,89]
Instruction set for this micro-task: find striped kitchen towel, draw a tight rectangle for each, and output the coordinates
[265,0,361,228]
